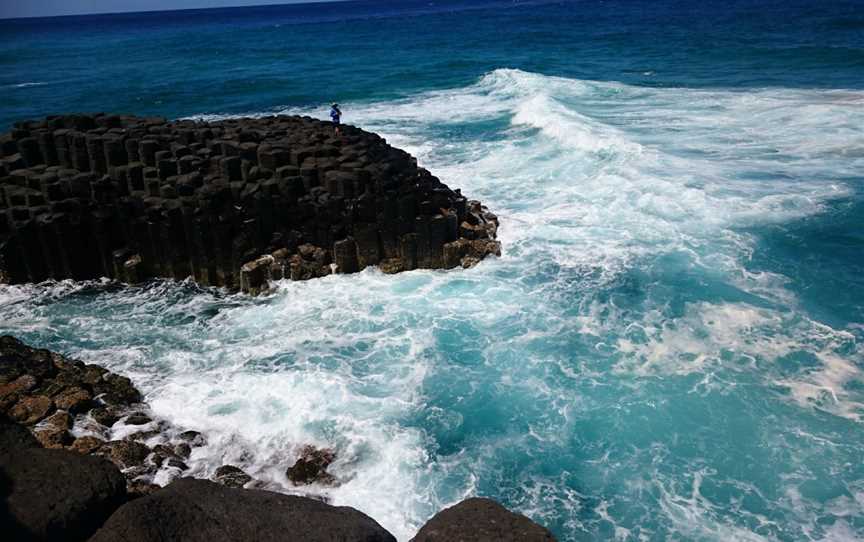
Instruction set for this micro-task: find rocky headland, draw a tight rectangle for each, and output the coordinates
[0,335,556,541]
[0,113,554,541]
[0,113,500,294]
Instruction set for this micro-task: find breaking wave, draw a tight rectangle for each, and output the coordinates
[5,69,864,540]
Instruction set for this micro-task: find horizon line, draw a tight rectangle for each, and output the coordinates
[0,0,358,22]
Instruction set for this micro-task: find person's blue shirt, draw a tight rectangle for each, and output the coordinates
[330,105,341,124]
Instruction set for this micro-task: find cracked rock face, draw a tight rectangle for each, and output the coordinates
[0,113,501,294]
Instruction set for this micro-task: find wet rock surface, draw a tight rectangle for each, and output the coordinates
[0,336,153,491]
[410,497,557,542]
[0,414,39,453]
[0,339,555,541]
[0,113,500,294]
[89,478,396,542]
[0,417,126,542]
[287,445,337,486]
[97,440,151,470]
[213,464,253,488]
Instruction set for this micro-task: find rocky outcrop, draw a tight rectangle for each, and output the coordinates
[88,478,396,542]
[0,416,127,542]
[1,337,557,540]
[411,497,556,542]
[0,113,500,294]
[0,336,140,429]
[0,335,158,491]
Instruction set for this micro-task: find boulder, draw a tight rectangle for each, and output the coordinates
[0,336,56,383]
[213,464,252,488]
[123,413,153,425]
[0,415,40,454]
[93,373,142,405]
[150,444,189,471]
[69,435,106,455]
[34,410,74,448]
[89,407,120,428]
[173,442,191,459]
[0,445,126,541]
[286,445,336,486]
[178,430,206,446]
[0,374,37,399]
[53,385,93,413]
[98,440,150,470]
[410,498,556,542]
[9,394,54,425]
[43,410,72,430]
[34,425,73,448]
[89,478,395,542]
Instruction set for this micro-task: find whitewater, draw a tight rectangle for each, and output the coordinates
[2,69,863,540]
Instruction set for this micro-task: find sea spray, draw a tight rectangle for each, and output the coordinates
[2,68,863,540]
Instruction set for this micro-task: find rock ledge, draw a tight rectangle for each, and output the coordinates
[0,113,500,294]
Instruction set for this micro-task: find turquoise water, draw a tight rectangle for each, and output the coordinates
[2,1,864,539]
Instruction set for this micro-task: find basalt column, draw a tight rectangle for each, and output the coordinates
[0,114,500,294]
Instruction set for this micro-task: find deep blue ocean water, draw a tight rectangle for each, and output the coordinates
[2,1,864,539]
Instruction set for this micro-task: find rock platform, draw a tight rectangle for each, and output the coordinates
[0,114,500,294]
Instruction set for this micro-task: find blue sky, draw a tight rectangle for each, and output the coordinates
[0,1,340,19]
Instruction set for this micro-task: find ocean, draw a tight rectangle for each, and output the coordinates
[1,0,863,539]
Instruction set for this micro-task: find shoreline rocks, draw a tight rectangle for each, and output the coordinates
[0,113,501,295]
[88,478,396,542]
[1,416,127,542]
[0,335,555,541]
[410,498,556,541]
[286,445,337,486]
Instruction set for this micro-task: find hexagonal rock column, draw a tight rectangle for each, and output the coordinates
[0,114,500,294]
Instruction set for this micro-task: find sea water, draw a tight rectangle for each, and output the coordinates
[1,1,863,539]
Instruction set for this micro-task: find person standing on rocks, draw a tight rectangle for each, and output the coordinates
[330,103,342,135]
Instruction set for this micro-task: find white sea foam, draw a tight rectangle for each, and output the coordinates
[7,69,864,540]
[4,81,46,89]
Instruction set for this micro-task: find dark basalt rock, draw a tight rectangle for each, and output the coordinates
[286,445,337,486]
[178,429,205,446]
[89,406,120,428]
[0,421,126,542]
[53,385,93,412]
[0,114,500,295]
[89,478,396,542]
[150,444,188,472]
[173,442,191,459]
[1,338,558,542]
[33,410,73,448]
[69,435,105,455]
[410,497,556,542]
[0,374,37,403]
[0,414,40,454]
[123,413,152,425]
[126,481,160,499]
[93,373,141,405]
[9,394,54,424]
[213,464,253,488]
[98,440,150,470]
